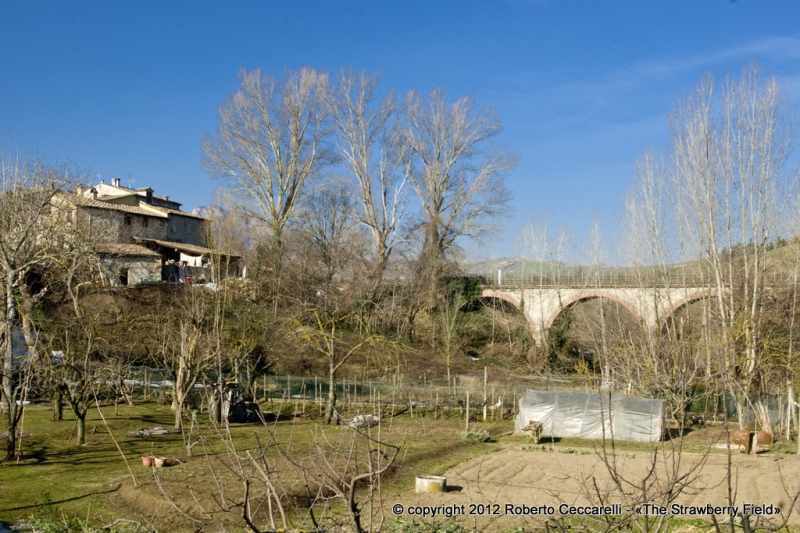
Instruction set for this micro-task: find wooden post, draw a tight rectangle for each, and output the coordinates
[483,366,488,422]
[465,390,470,432]
[512,390,516,418]
[787,381,793,441]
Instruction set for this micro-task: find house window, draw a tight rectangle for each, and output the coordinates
[142,216,148,228]
[124,216,132,226]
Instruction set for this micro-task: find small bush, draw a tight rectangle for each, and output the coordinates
[558,447,592,455]
[459,429,491,442]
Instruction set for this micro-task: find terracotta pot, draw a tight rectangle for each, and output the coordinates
[141,456,154,467]
[154,456,168,468]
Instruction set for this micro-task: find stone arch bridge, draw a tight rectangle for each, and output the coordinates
[482,286,713,343]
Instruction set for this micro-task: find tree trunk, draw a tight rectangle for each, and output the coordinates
[76,413,86,446]
[18,278,41,364]
[4,423,16,462]
[416,220,442,309]
[2,277,23,462]
[3,273,18,415]
[53,391,63,421]
[324,369,337,425]
[173,356,188,429]
[367,250,390,304]
[209,388,220,424]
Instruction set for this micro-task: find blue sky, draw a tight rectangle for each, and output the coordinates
[2,1,799,261]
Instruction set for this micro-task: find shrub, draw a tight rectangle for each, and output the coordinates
[459,429,491,442]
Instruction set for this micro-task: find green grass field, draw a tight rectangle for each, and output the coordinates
[2,400,779,533]
[0,400,517,532]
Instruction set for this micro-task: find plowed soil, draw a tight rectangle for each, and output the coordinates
[389,445,800,530]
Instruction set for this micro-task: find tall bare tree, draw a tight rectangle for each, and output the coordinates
[202,67,334,272]
[0,152,72,460]
[328,70,407,298]
[402,87,516,305]
[669,65,796,425]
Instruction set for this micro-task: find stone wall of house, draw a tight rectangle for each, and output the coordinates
[80,207,168,243]
[166,213,208,247]
[101,256,163,285]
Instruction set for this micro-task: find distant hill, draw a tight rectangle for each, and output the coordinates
[460,258,591,278]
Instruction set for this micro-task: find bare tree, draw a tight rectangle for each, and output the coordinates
[297,180,359,287]
[0,151,73,460]
[43,313,106,446]
[439,292,464,388]
[156,290,216,429]
[329,70,407,298]
[202,67,334,272]
[295,309,374,425]
[669,65,796,425]
[402,87,517,304]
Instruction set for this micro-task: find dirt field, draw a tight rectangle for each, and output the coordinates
[390,445,800,530]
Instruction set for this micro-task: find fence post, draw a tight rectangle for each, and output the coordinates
[483,366,488,422]
[465,390,470,432]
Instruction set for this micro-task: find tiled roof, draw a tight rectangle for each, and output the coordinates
[61,191,205,220]
[94,243,162,257]
[133,237,240,258]
[96,192,139,201]
[58,192,170,218]
[145,204,207,220]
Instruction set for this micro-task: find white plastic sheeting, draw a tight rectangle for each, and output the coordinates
[514,390,666,443]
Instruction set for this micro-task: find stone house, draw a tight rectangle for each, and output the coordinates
[58,178,239,285]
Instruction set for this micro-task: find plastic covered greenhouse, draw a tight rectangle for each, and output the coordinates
[514,390,666,443]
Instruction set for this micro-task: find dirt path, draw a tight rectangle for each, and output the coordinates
[389,446,800,530]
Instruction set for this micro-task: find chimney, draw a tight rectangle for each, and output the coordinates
[90,188,98,200]
[112,178,121,187]
[100,179,104,184]
[76,185,83,195]
[146,189,153,204]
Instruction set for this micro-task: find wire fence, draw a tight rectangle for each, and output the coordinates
[123,367,787,426]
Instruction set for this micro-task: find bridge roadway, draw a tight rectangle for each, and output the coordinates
[481,284,712,342]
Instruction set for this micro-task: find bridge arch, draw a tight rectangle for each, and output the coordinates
[658,289,718,331]
[480,289,538,340]
[544,290,644,332]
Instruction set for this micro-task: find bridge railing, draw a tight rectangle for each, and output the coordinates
[480,269,793,289]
